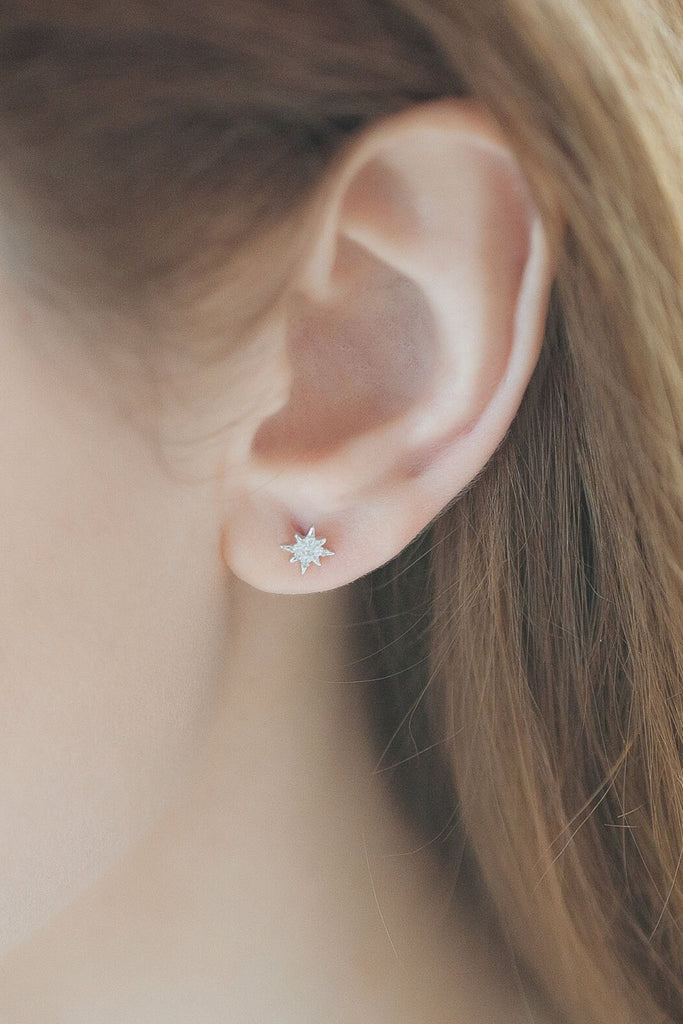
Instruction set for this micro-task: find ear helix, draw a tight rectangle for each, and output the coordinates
[280,526,335,575]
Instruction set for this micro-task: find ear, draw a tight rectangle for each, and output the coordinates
[221,98,561,594]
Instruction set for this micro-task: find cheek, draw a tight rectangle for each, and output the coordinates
[0,331,228,955]
[0,535,227,956]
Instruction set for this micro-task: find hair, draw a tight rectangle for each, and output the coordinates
[0,1,680,1020]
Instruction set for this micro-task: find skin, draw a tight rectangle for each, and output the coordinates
[0,99,561,1021]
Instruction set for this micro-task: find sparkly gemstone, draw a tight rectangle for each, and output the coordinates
[280,526,335,574]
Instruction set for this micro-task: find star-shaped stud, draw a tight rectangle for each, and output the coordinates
[280,526,335,575]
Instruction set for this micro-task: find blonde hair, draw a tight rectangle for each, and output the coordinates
[0,2,680,1020]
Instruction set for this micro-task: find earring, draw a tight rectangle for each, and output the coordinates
[280,526,335,575]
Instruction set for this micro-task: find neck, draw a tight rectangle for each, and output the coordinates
[0,578,553,1022]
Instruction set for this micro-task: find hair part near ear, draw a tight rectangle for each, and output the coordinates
[0,1,680,1022]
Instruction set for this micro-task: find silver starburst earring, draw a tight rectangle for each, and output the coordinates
[280,526,335,575]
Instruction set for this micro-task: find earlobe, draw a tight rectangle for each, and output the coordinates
[221,98,558,594]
